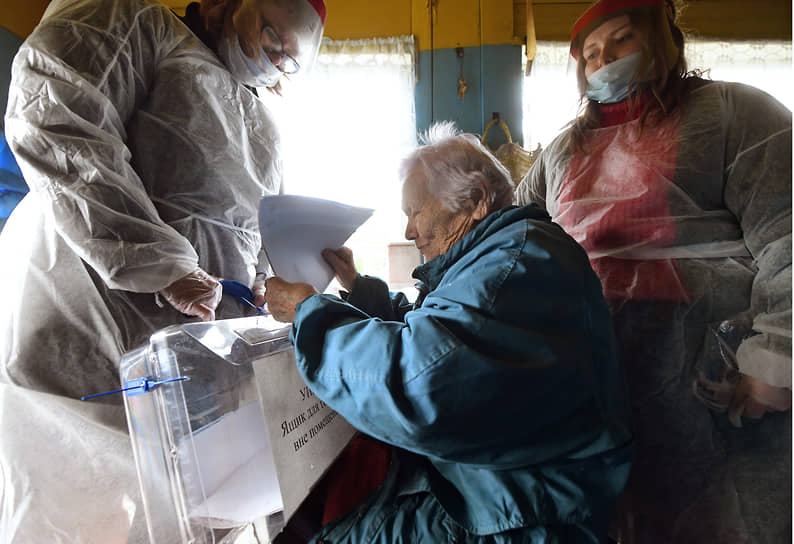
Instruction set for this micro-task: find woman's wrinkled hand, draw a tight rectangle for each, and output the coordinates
[322,247,358,291]
[252,278,266,309]
[264,276,318,323]
[728,374,792,427]
[159,267,222,321]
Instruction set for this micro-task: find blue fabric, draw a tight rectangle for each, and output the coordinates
[0,132,27,219]
[291,205,633,542]
[0,189,25,217]
[0,133,24,185]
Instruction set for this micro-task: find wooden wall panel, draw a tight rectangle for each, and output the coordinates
[4,1,789,43]
[323,0,412,40]
[482,0,519,45]
[514,0,793,43]
[0,0,49,39]
[162,0,414,41]
[433,0,481,49]
[679,0,792,40]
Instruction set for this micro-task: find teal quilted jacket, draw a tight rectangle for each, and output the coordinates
[291,204,633,543]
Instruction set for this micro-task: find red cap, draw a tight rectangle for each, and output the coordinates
[570,0,663,58]
[306,0,326,25]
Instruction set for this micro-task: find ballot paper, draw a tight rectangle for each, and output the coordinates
[182,349,357,529]
[259,195,374,292]
[187,401,282,528]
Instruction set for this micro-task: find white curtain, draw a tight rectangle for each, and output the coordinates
[522,39,793,150]
[685,39,793,110]
[522,41,580,150]
[263,36,417,281]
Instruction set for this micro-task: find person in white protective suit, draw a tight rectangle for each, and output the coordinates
[0,0,325,541]
[515,0,791,542]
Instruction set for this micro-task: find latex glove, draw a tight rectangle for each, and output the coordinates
[159,267,222,321]
[322,247,358,291]
[264,276,317,323]
[728,374,792,427]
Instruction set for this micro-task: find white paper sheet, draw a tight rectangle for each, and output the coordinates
[186,401,282,528]
[258,195,374,292]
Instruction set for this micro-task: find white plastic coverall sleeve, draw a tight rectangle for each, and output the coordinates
[4,1,199,293]
[0,0,283,541]
[720,86,792,388]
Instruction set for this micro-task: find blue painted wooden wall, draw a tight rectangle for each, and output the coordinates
[416,44,523,148]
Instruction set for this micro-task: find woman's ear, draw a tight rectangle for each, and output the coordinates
[470,185,490,221]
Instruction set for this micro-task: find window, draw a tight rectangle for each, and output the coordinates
[522,42,580,151]
[262,36,418,289]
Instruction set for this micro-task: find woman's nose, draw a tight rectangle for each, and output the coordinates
[597,47,615,68]
[266,49,285,67]
[405,220,416,241]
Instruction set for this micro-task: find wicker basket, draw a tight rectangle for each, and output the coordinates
[481,118,542,186]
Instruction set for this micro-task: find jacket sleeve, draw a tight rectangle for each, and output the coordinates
[291,293,538,468]
[343,275,414,321]
[514,152,548,209]
[4,2,198,293]
[721,83,792,388]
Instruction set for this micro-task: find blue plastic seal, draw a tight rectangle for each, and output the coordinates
[81,376,189,400]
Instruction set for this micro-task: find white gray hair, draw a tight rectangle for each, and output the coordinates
[399,121,515,214]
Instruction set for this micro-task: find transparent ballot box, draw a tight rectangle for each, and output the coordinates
[120,315,357,543]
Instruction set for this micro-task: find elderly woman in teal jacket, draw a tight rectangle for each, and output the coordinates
[265,122,633,543]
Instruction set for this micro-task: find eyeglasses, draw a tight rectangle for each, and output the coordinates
[261,26,300,74]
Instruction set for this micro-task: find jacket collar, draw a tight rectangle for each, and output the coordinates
[412,204,550,292]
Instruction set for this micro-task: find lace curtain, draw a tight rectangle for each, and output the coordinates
[264,35,417,281]
[522,39,793,149]
[685,39,792,110]
[316,35,416,72]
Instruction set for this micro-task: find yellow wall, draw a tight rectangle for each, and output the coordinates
[324,0,411,40]
[0,0,520,50]
[328,0,517,50]
[159,0,518,50]
[158,0,419,42]
[3,1,790,47]
[517,0,792,42]
[0,0,49,39]
[328,0,792,46]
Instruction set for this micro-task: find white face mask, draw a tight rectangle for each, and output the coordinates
[216,33,282,88]
[585,51,642,104]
